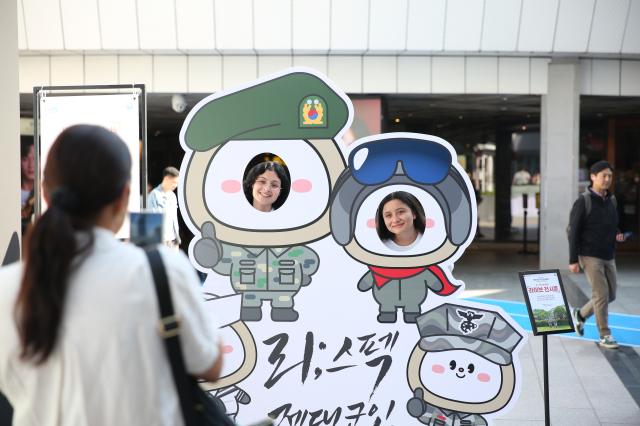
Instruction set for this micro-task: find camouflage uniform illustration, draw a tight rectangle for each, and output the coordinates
[179,69,352,322]
[330,134,475,323]
[199,294,257,421]
[406,303,525,426]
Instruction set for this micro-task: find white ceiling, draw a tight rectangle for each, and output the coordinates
[17,0,640,56]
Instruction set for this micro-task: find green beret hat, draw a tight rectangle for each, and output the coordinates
[184,71,351,152]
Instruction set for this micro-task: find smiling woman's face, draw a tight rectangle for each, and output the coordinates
[202,139,332,232]
[382,199,416,238]
[251,170,282,212]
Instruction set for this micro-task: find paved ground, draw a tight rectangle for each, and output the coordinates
[454,247,640,425]
[3,245,634,426]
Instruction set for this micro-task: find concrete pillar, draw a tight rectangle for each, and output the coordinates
[540,60,580,269]
[0,0,19,420]
[0,0,21,265]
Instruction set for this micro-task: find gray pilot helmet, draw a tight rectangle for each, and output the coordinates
[330,138,473,247]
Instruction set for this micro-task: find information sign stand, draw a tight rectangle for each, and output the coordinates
[519,269,575,426]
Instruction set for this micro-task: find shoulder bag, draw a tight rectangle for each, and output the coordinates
[145,248,236,426]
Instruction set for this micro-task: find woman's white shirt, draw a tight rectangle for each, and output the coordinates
[0,227,219,426]
[382,233,423,251]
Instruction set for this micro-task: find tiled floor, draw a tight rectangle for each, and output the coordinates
[454,249,640,425]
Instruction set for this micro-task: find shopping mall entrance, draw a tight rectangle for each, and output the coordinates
[383,94,640,252]
[18,93,640,252]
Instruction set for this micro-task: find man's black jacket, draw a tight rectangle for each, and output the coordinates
[568,189,619,264]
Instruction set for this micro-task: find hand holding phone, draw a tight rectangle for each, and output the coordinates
[129,212,164,247]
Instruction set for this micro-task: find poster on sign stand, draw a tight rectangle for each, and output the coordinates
[519,269,574,336]
[33,84,146,239]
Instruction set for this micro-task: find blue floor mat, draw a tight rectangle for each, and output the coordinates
[464,297,640,347]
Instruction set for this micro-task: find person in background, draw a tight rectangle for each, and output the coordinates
[148,166,181,250]
[0,125,222,425]
[20,138,35,235]
[569,160,626,349]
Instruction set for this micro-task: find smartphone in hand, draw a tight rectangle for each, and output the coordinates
[129,212,164,247]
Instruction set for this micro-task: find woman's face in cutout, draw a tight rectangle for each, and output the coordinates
[203,139,332,232]
[382,199,416,238]
[251,169,281,212]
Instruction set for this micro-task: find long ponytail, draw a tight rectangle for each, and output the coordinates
[14,125,131,364]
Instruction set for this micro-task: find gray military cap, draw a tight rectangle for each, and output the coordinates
[416,303,523,365]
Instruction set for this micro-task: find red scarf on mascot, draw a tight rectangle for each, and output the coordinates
[367,264,459,296]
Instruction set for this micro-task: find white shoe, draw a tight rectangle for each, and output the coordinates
[599,335,619,349]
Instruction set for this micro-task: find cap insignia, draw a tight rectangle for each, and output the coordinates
[457,309,484,334]
[299,96,327,128]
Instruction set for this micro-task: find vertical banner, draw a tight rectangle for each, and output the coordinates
[179,68,527,425]
[37,91,143,238]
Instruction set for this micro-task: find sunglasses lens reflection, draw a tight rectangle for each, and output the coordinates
[350,140,451,185]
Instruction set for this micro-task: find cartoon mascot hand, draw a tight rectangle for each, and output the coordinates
[193,221,223,269]
[407,388,426,418]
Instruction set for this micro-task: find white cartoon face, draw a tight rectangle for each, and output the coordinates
[203,139,331,231]
[218,324,247,378]
[420,350,502,403]
[353,185,447,255]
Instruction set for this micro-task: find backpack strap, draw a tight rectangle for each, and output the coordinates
[582,191,592,216]
[583,191,617,217]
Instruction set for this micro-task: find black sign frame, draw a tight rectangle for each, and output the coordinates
[518,269,575,336]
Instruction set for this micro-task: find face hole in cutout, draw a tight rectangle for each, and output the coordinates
[375,191,426,250]
[242,153,291,213]
[204,139,332,232]
[353,185,447,256]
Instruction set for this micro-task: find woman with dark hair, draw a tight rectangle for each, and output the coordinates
[0,125,222,425]
[20,137,36,235]
[376,191,426,251]
[243,161,291,212]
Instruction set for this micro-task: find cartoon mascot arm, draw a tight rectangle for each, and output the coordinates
[407,388,427,418]
[193,221,224,271]
[300,247,320,286]
[235,389,251,405]
[357,270,374,292]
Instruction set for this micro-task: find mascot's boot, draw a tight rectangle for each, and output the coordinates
[240,307,262,322]
[271,307,299,322]
[377,311,397,323]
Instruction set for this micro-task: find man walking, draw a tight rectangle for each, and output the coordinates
[148,166,181,250]
[568,160,625,349]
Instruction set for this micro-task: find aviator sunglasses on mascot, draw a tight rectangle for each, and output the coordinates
[348,138,452,186]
